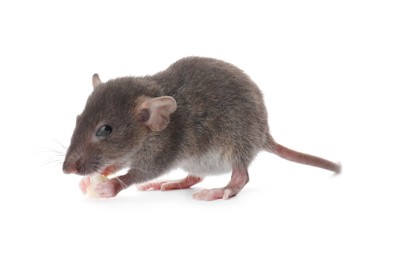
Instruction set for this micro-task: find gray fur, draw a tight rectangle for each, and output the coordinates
[63,57,340,196]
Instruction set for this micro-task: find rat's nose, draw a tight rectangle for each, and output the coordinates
[63,160,77,174]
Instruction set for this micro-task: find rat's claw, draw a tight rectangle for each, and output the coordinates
[79,176,91,194]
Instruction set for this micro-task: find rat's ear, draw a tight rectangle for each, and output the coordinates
[92,73,102,89]
[139,96,177,132]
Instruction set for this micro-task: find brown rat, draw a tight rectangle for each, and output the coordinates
[63,57,341,201]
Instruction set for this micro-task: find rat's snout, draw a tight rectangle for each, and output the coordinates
[63,157,82,174]
[63,154,94,175]
[63,160,77,174]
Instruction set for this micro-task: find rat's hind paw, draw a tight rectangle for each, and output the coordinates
[138,176,203,191]
[137,181,169,191]
[193,188,234,201]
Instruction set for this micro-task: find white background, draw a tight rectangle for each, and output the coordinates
[1,0,395,259]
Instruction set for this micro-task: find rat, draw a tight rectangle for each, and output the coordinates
[63,56,341,201]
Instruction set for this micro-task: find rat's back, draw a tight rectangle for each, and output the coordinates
[152,57,273,171]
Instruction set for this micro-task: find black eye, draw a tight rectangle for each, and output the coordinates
[96,125,112,137]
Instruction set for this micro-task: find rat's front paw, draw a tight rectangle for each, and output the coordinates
[79,176,91,195]
[95,179,121,198]
[83,174,108,198]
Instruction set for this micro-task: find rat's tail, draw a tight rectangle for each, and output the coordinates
[267,140,341,174]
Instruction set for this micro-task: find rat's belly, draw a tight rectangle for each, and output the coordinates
[178,149,232,176]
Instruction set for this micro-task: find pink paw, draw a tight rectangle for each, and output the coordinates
[193,188,233,201]
[95,179,120,198]
[138,176,203,191]
[79,176,91,194]
[137,181,168,191]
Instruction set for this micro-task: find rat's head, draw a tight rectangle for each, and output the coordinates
[63,74,177,175]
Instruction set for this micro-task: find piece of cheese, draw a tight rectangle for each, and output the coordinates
[86,174,108,198]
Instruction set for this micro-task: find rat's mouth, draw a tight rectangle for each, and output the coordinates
[100,165,120,177]
[63,155,123,176]
[63,164,120,177]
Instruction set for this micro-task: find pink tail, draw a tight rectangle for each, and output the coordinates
[271,143,341,174]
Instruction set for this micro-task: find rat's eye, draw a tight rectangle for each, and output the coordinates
[96,125,113,137]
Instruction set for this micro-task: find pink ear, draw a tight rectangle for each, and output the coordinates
[140,96,177,131]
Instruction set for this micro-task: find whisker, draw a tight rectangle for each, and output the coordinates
[115,176,128,189]
[128,166,159,181]
[39,158,64,169]
[50,138,68,150]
